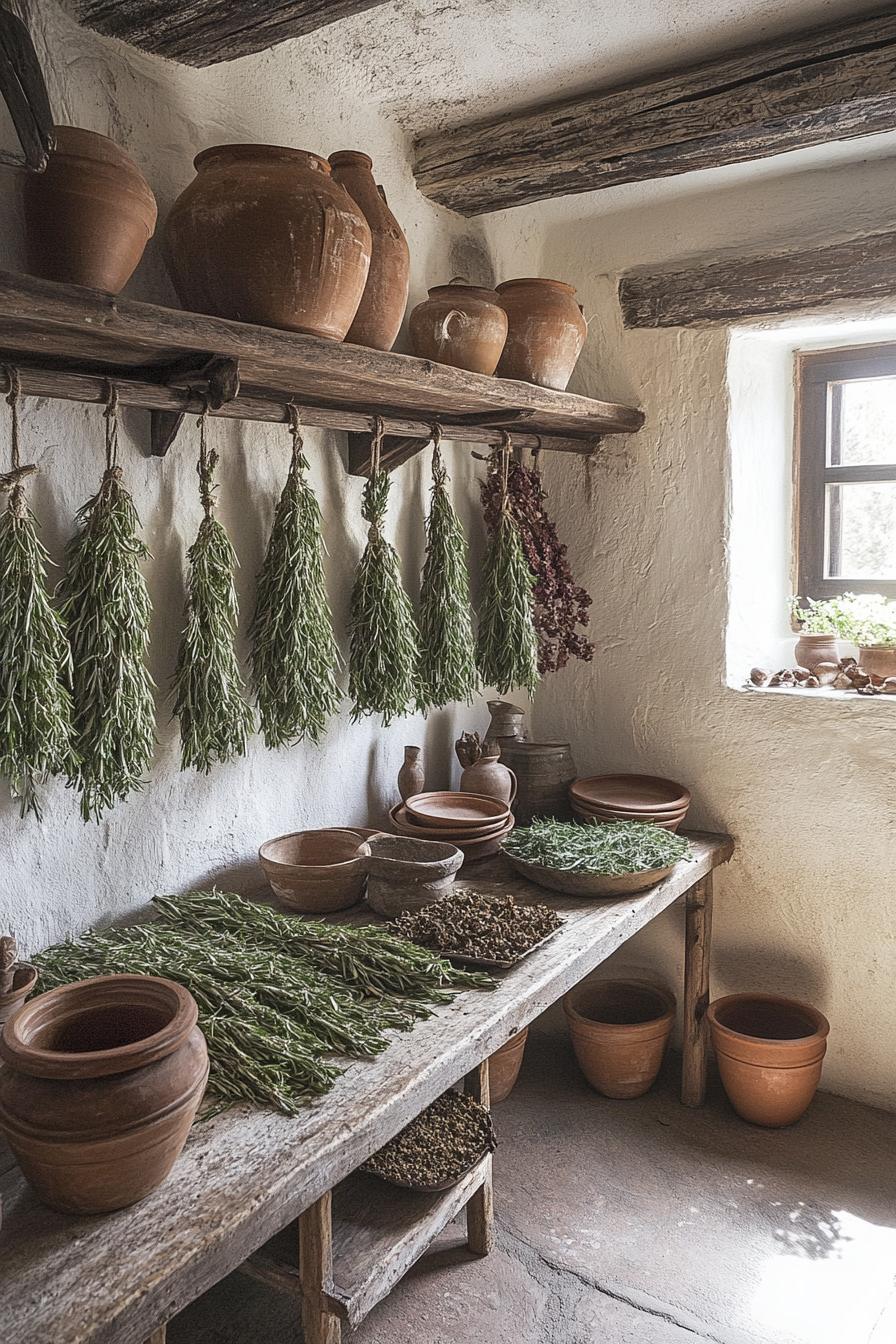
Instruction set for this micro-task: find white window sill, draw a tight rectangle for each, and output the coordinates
[731,682,896,706]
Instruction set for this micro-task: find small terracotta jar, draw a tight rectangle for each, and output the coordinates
[495,278,587,391]
[22,126,157,293]
[483,699,526,749]
[328,151,410,351]
[0,975,209,1214]
[0,961,37,1026]
[489,1027,528,1103]
[858,646,896,679]
[794,631,839,670]
[409,278,507,374]
[460,748,516,806]
[564,980,675,1099]
[164,144,371,338]
[397,745,425,802]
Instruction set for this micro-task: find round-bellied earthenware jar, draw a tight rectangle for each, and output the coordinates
[495,277,587,391]
[409,278,508,374]
[328,150,410,351]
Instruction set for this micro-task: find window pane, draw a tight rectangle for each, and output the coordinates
[825,482,896,579]
[829,378,896,466]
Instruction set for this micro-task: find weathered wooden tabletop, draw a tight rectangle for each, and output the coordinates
[0,832,732,1344]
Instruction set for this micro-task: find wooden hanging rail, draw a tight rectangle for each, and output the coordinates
[0,269,644,470]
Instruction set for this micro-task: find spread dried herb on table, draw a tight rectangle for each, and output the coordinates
[361,1089,496,1188]
[250,409,341,747]
[0,371,75,817]
[173,411,254,772]
[476,440,538,695]
[56,391,155,821]
[390,889,562,964]
[502,819,693,874]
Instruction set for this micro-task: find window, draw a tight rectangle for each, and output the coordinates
[796,344,896,599]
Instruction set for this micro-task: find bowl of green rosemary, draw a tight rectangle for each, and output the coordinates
[500,819,694,897]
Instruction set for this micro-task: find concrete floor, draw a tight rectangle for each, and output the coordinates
[168,1003,896,1344]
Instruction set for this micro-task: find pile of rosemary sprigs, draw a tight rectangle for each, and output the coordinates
[361,1089,495,1188]
[33,889,492,1115]
[502,819,693,874]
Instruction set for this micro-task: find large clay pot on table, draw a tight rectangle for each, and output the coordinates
[707,992,829,1128]
[409,278,507,374]
[328,150,410,351]
[22,126,157,293]
[0,975,208,1214]
[495,278,587,391]
[164,144,372,338]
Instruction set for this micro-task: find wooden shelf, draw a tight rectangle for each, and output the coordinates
[0,270,644,470]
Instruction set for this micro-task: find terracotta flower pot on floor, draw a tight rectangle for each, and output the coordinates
[563,980,675,1099]
[489,1027,528,1103]
[707,992,829,1128]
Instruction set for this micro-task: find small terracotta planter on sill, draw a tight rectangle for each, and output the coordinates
[707,992,829,1128]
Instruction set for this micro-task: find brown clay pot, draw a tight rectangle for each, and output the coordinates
[707,993,829,1128]
[259,829,367,913]
[328,151,410,351]
[0,962,37,1026]
[859,646,896,679]
[794,632,839,670]
[489,1027,528,1103]
[397,745,425,803]
[483,699,526,751]
[459,751,516,806]
[498,741,577,825]
[164,144,371,338]
[22,126,157,293]
[0,975,208,1214]
[495,278,587,391]
[563,980,675,1099]
[408,278,507,374]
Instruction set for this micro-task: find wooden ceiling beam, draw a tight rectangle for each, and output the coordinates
[67,0,394,66]
[414,9,896,216]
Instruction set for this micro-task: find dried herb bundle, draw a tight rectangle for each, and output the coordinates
[476,441,538,695]
[481,453,594,674]
[173,412,254,772]
[250,410,341,747]
[33,888,491,1115]
[349,419,420,724]
[417,428,478,710]
[56,393,155,821]
[0,375,75,817]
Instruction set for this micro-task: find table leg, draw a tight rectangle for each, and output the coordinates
[299,1190,341,1344]
[143,1330,166,1344]
[682,873,713,1107]
[464,1060,494,1255]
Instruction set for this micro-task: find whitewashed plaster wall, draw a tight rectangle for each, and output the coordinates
[0,1,503,957]
[479,148,896,1111]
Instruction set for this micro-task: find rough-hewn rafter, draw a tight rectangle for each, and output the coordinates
[68,0,393,66]
[414,10,896,216]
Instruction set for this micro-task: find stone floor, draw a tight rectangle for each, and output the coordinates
[168,1003,896,1344]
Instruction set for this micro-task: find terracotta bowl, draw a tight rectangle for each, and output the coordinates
[571,806,683,834]
[501,850,676,897]
[564,980,676,1098]
[259,829,367,913]
[390,802,510,842]
[360,834,463,916]
[569,775,690,813]
[389,804,515,862]
[404,792,511,829]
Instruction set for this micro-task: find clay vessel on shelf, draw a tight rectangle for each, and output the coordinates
[328,151,410,351]
[858,646,896,679]
[499,741,577,825]
[563,980,675,1099]
[455,731,481,771]
[495,278,587,391]
[164,144,371,338]
[408,278,507,374]
[489,1027,528,1103]
[793,632,839,670]
[0,962,37,1026]
[397,745,425,802]
[0,975,208,1214]
[483,699,526,749]
[22,126,157,293]
[707,992,829,1128]
[460,747,516,806]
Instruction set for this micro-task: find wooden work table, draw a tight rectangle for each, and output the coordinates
[0,831,733,1344]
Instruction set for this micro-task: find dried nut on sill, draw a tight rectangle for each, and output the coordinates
[792,666,812,683]
[804,676,820,688]
[833,672,854,690]
[813,662,839,687]
[882,678,896,694]
[750,667,770,687]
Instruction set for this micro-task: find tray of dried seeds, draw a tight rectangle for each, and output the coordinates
[360,1090,496,1191]
[389,889,564,969]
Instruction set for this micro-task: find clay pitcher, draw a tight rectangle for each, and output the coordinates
[164,144,371,338]
[409,278,507,374]
[328,151,410,351]
[495,278,587,391]
[22,126,157,293]
[397,745,425,802]
[484,699,526,748]
[460,746,516,806]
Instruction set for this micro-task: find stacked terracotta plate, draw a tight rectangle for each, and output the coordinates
[569,774,690,832]
[390,791,514,863]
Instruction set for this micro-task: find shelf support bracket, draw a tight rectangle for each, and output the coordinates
[149,354,240,457]
[346,410,539,476]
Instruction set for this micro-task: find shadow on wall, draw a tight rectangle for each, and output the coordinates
[713,940,830,1010]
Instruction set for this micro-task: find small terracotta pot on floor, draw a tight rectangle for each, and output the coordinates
[563,980,675,1099]
[707,992,830,1127]
[489,1027,528,1102]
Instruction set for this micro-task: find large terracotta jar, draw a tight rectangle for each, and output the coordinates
[707,992,829,1128]
[22,126,157,293]
[164,145,372,338]
[564,980,675,1099]
[328,150,410,351]
[0,974,208,1214]
[495,278,587,391]
[409,278,507,374]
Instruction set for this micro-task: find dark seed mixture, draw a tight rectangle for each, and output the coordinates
[390,889,562,964]
[362,1090,496,1187]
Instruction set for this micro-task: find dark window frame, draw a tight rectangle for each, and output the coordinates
[795,343,896,600]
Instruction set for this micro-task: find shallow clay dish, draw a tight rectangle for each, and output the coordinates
[259,828,366,913]
[571,797,688,821]
[569,774,690,813]
[391,802,509,842]
[500,850,676,897]
[572,806,682,834]
[405,792,510,829]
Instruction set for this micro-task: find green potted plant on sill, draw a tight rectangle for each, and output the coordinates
[790,594,896,678]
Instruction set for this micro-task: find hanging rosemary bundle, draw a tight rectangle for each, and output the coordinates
[0,372,75,817]
[249,408,341,747]
[475,438,539,695]
[173,411,254,772]
[417,426,478,710]
[56,391,155,821]
[348,418,420,724]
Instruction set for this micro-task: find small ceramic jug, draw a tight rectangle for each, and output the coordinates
[484,699,526,748]
[460,746,517,806]
[397,745,425,802]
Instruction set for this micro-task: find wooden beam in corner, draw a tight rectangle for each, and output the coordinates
[618,229,896,328]
[414,10,896,216]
